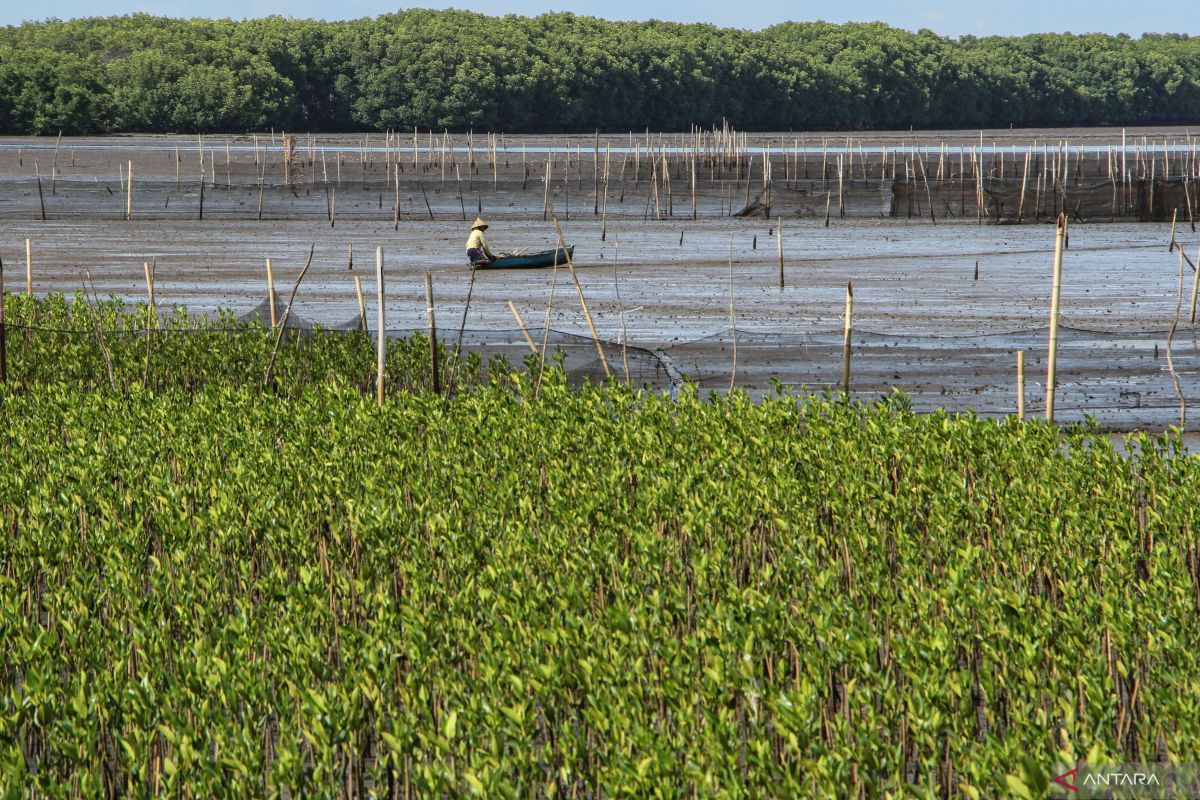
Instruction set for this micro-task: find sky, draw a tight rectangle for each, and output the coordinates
[1,0,1195,38]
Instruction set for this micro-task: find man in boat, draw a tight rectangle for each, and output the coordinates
[465,217,498,266]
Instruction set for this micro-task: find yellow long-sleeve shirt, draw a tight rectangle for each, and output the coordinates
[465,229,494,256]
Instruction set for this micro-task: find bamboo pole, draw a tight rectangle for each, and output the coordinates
[613,235,630,385]
[50,131,61,195]
[728,235,737,390]
[1046,214,1066,422]
[543,153,552,221]
[550,209,610,379]
[1016,350,1025,420]
[30,156,47,222]
[25,239,32,296]
[1166,248,1187,428]
[593,131,600,216]
[690,156,697,221]
[1189,242,1200,325]
[263,244,315,386]
[841,281,853,394]
[354,275,367,333]
[143,260,157,328]
[265,258,277,328]
[1018,149,1030,223]
[424,271,440,394]
[777,218,784,289]
[507,301,539,355]
[376,246,386,407]
[125,160,133,220]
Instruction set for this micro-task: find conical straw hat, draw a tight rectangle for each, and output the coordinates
[471,217,489,229]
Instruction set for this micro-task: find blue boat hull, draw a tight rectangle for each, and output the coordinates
[477,247,574,269]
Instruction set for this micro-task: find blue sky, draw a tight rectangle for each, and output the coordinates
[2,0,1195,38]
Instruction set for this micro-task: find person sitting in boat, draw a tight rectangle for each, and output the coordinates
[465,217,498,266]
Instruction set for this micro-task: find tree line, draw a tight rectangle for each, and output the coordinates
[1,11,1198,134]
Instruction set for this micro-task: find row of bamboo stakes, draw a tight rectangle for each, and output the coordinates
[17,126,1200,228]
[5,219,1199,426]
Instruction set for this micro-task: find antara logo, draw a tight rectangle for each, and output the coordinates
[1083,772,1162,787]
[1053,767,1079,792]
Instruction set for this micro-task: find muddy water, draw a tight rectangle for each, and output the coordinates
[1,132,1198,432]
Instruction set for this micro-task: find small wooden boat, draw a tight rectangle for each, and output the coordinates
[476,247,574,269]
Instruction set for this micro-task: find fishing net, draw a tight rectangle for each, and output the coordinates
[663,323,1200,429]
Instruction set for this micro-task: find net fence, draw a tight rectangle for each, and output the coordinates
[3,302,1197,429]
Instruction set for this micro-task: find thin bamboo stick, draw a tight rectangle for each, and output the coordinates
[728,235,737,390]
[354,275,367,333]
[777,218,784,289]
[1167,248,1187,428]
[143,260,157,329]
[1016,350,1024,420]
[25,239,32,296]
[842,281,853,394]
[263,244,315,386]
[35,164,45,221]
[376,246,386,407]
[1046,215,1066,422]
[425,271,439,395]
[549,209,610,379]
[507,301,539,355]
[265,259,277,328]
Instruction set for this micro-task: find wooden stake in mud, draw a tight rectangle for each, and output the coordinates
[842,281,854,394]
[507,301,539,355]
[199,176,205,221]
[263,244,315,387]
[550,208,611,379]
[1046,214,1066,422]
[424,271,440,394]
[1018,148,1031,223]
[35,167,46,221]
[354,275,367,333]
[1189,243,1200,325]
[728,235,737,390]
[143,261,157,328]
[50,131,61,195]
[376,246,386,407]
[1167,247,1188,428]
[125,160,133,220]
[691,157,697,221]
[416,177,434,221]
[593,131,600,216]
[777,218,785,289]
[1016,350,1025,420]
[265,258,278,328]
[25,239,32,296]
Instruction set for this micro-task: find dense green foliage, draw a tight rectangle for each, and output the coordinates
[1,12,1199,133]
[3,295,1200,796]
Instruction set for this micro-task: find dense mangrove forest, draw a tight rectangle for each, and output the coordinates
[1,11,1199,134]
